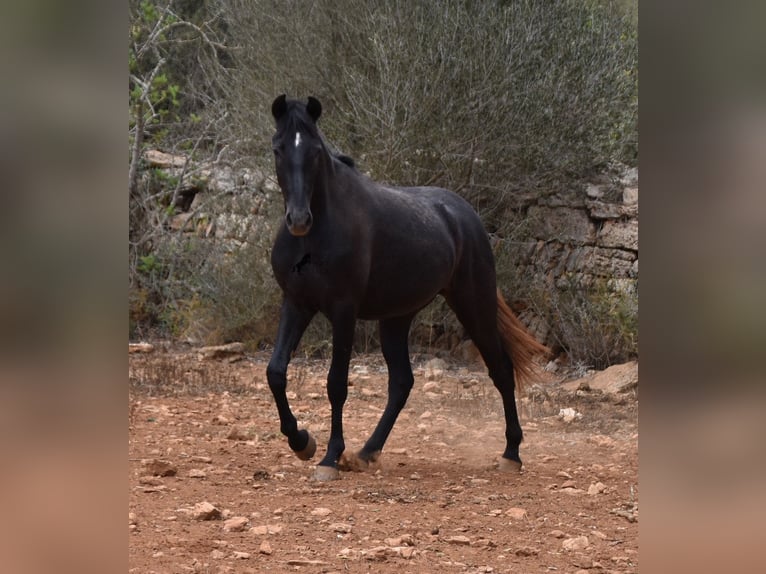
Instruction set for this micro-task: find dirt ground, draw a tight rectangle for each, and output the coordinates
[129,346,638,573]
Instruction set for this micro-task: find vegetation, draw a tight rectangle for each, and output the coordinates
[129,0,638,367]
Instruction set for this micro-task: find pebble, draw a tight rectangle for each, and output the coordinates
[446,535,471,545]
[258,540,273,555]
[232,551,250,559]
[505,507,527,520]
[193,501,221,521]
[311,507,332,517]
[562,536,589,551]
[140,458,177,477]
[550,530,566,538]
[189,469,207,478]
[223,517,249,532]
[329,522,353,533]
[587,481,607,495]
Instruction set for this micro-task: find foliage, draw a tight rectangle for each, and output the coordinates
[128,0,639,366]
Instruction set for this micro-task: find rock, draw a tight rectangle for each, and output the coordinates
[199,342,245,360]
[558,408,582,423]
[556,471,573,479]
[210,549,225,560]
[138,475,164,486]
[193,501,221,521]
[550,530,566,539]
[424,358,448,380]
[561,480,577,489]
[129,342,154,354]
[423,381,440,392]
[141,459,177,477]
[362,547,389,561]
[585,183,604,199]
[562,536,589,551]
[189,469,207,478]
[515,546,539,557]
[144,149,186,168]
[232,551,250,559]
[446,535,471,545]
[329,523,353,534]
[505,508,528,520]
[385,534,415,547]
[223,517,249,532]
[311,507,332,517]
[563,362,638,395]
[587,482,607,495]
[623,186,638,204]
[250,524,283,535]
[226,425,252,441]
[286,559,329,566]
[258,540,273,555]
[191,455,213,463]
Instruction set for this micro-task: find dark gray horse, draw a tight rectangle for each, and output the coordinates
[266,95,547,480]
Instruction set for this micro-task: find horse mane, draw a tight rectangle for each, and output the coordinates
[334,153,356,168]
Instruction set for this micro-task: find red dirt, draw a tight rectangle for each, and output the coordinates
[129,348,638,573]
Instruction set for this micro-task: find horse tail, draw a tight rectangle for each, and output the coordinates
[496,289,550,391]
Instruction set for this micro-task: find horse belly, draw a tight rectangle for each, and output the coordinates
[358,249,453,320]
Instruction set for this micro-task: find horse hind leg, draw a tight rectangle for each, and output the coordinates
[340,313,416,472]
[444,287,524,472]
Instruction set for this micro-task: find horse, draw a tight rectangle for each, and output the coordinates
[266,94,548,481]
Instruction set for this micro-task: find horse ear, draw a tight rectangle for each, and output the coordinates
[272,94,287,120]
[306,96,322,122]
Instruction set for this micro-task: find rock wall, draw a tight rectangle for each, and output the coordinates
[143,150,638,351]
[510,167,638,345]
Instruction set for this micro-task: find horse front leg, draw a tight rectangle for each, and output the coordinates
[267,299,316,460]
[314,305,356,481]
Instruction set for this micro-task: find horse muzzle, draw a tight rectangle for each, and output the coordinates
[285,209,313,236]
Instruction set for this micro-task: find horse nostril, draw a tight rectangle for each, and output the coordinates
[285,212,293,227]
[305,212,313,228]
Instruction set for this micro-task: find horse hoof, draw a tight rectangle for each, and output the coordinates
[498,457,523,473]
[294,434,317,461]
[312,465,340,481]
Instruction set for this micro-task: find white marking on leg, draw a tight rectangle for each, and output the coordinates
[294,132,302,147]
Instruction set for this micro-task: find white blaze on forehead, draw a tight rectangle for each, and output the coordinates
[294,132,302,147]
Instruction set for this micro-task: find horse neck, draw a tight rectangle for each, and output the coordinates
[309,147,338,216]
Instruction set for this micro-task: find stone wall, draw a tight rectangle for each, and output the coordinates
[510,167,638,346]
[143,149,638,352]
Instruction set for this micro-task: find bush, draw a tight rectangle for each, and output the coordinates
[545,279,638,370]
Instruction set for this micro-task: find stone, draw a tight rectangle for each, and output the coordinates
[193,501,221,521]
[129,342,154,354]
[587,482,607,495]
[330,523,353,534]
[141,458,177,477]
[144,149,186,168]
[550,530,566,539]
[598,220,639,250]
[223,517,249,532]
[210,549,225,560]
[623,186,638,204]
[189,469,207,478]
[558,408,582,423]
[226,425,252,441]
[505,508,528,520]
[446,535,471,545]
[199,342,245,360]
[423,381,440,392]
[515,546,539,557]
[258,540,273,555]
[585,184,604,199]
[311,507,332,517]
[562,536,589,551]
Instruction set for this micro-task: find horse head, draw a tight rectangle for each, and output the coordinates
[271,94,325,237]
